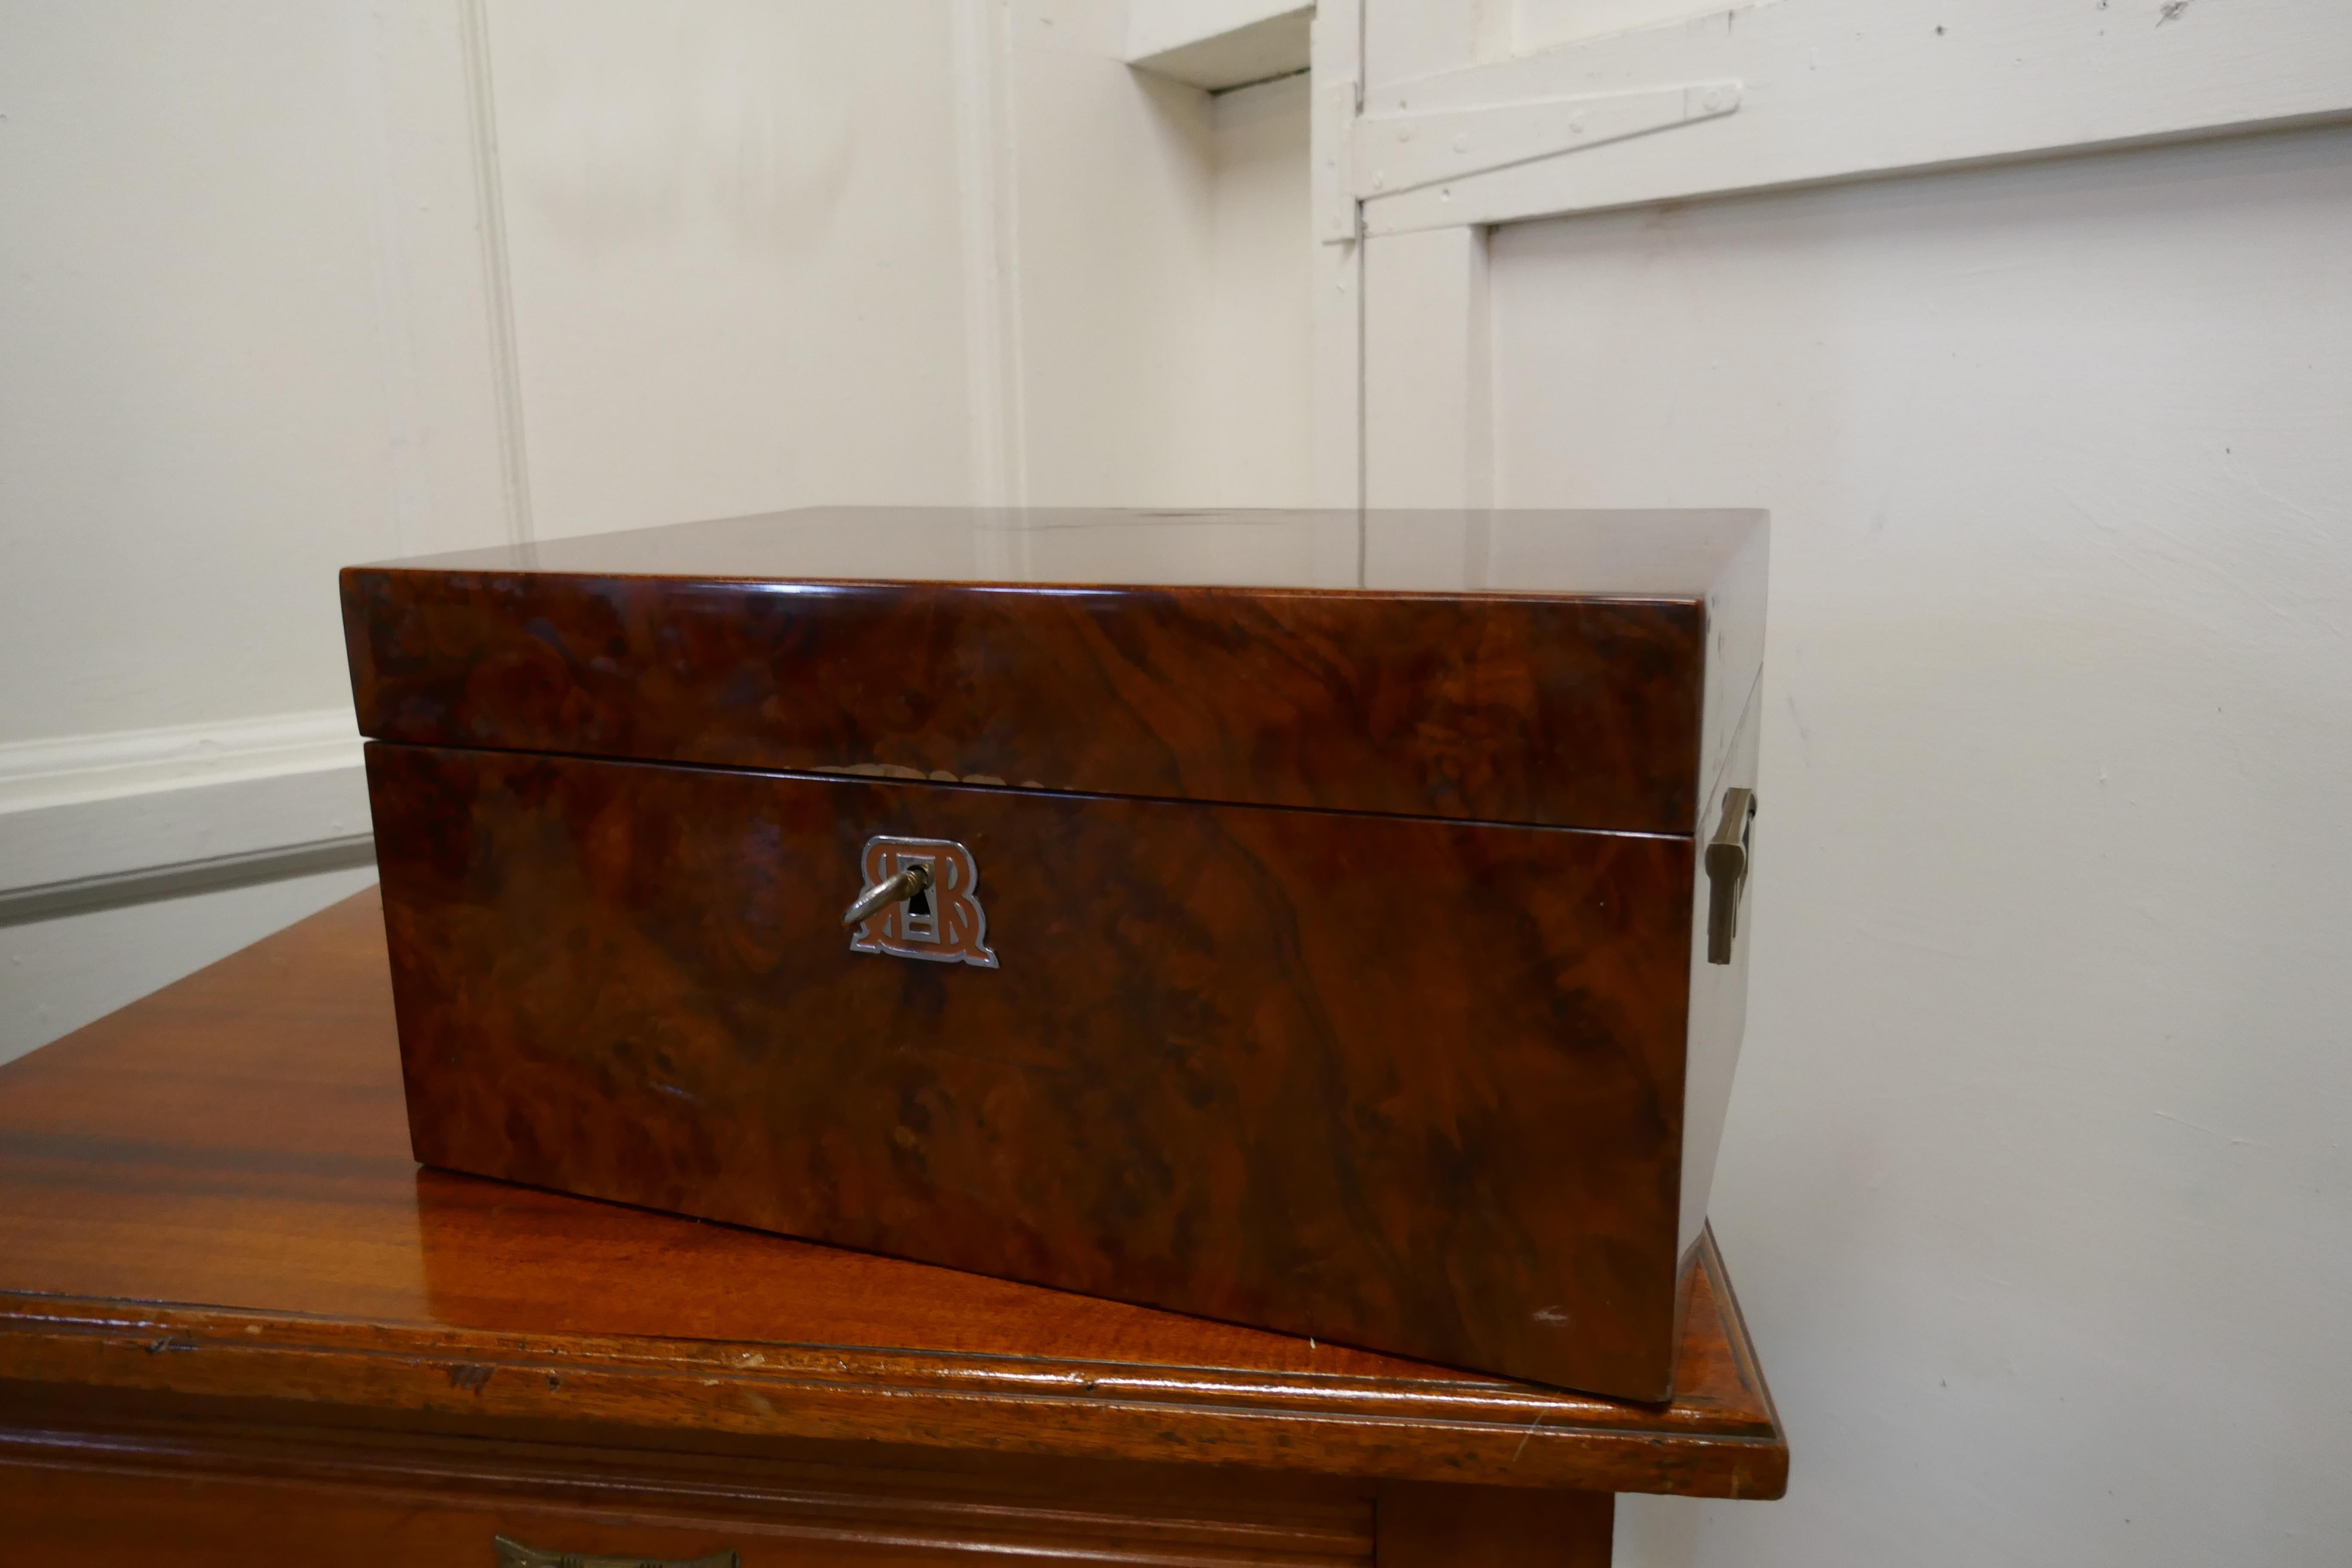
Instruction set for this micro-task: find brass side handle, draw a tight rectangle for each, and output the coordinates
[1705,786,1755,965]
[841,860,931,928]
[494,1534,737,1568]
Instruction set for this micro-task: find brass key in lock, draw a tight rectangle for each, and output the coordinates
[841,861,932,928]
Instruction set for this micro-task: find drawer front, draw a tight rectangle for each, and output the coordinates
[0,1468,761,1568]
[0,1432,1374,1567]
[369,744,1695,1398]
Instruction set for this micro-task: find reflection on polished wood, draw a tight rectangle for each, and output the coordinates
[0,890,1784,1564]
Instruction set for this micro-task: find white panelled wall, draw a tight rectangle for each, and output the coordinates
[1314,0,2352,1546]
[0,0,1311,1062]
[0,0,501,1055]
[480,0,977,535]
[477,0,1312,532]
[1490,123,2352,1566]
[9,3,2350,1562]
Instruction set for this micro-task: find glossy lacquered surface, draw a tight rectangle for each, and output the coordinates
[368,742,1695,1399]
[343,507,1766,834]
[0,889,1786,1500]
[375,506,1764,597]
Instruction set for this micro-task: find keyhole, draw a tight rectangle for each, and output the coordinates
[906,888,931,917]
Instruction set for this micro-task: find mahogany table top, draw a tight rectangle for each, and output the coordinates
[0,888,1785,1500]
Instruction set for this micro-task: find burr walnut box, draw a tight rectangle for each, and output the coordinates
[341,506,1766,1402]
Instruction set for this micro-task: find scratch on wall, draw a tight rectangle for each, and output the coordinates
[2157,1,2192,25]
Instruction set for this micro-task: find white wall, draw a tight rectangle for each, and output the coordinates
[0,0,1315,1063]
[1009,5,1218,507]
[478,0,1312,531]
[1487,122,2352,1566]
[0,0,507,744]
[1210,72,1315,505]
[1009,8,1312,508]
[0,0,1004,1061]
[482,0,982,537]
[7,9,2343,1559]
[0,0,517,1061]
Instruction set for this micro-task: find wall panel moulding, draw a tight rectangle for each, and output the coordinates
[1127,0,1313,91]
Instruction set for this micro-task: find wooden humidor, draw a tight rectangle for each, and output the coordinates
[341,506,1766,1402]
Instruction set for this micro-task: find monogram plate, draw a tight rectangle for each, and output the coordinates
[846,835,998,969]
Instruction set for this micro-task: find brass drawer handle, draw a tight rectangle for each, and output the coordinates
[494,1535,737,1568]
[1705,786,1755,965]
[841,859,932,928]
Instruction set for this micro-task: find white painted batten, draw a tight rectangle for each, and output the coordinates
[1350,80,1740,202]
[1359,0,2352,235]
[456,0,536,549]
[0,710,362,814]
[1127,0,1312,90]
[1308,0,1365,507]
[953,0,1031,510]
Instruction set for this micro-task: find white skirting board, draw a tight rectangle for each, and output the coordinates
[0,710,373,900]
[0,710,381,1063]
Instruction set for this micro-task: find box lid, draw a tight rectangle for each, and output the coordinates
[342,507,1765,835]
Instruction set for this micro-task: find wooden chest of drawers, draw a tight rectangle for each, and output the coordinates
[341,507,1767,1401]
